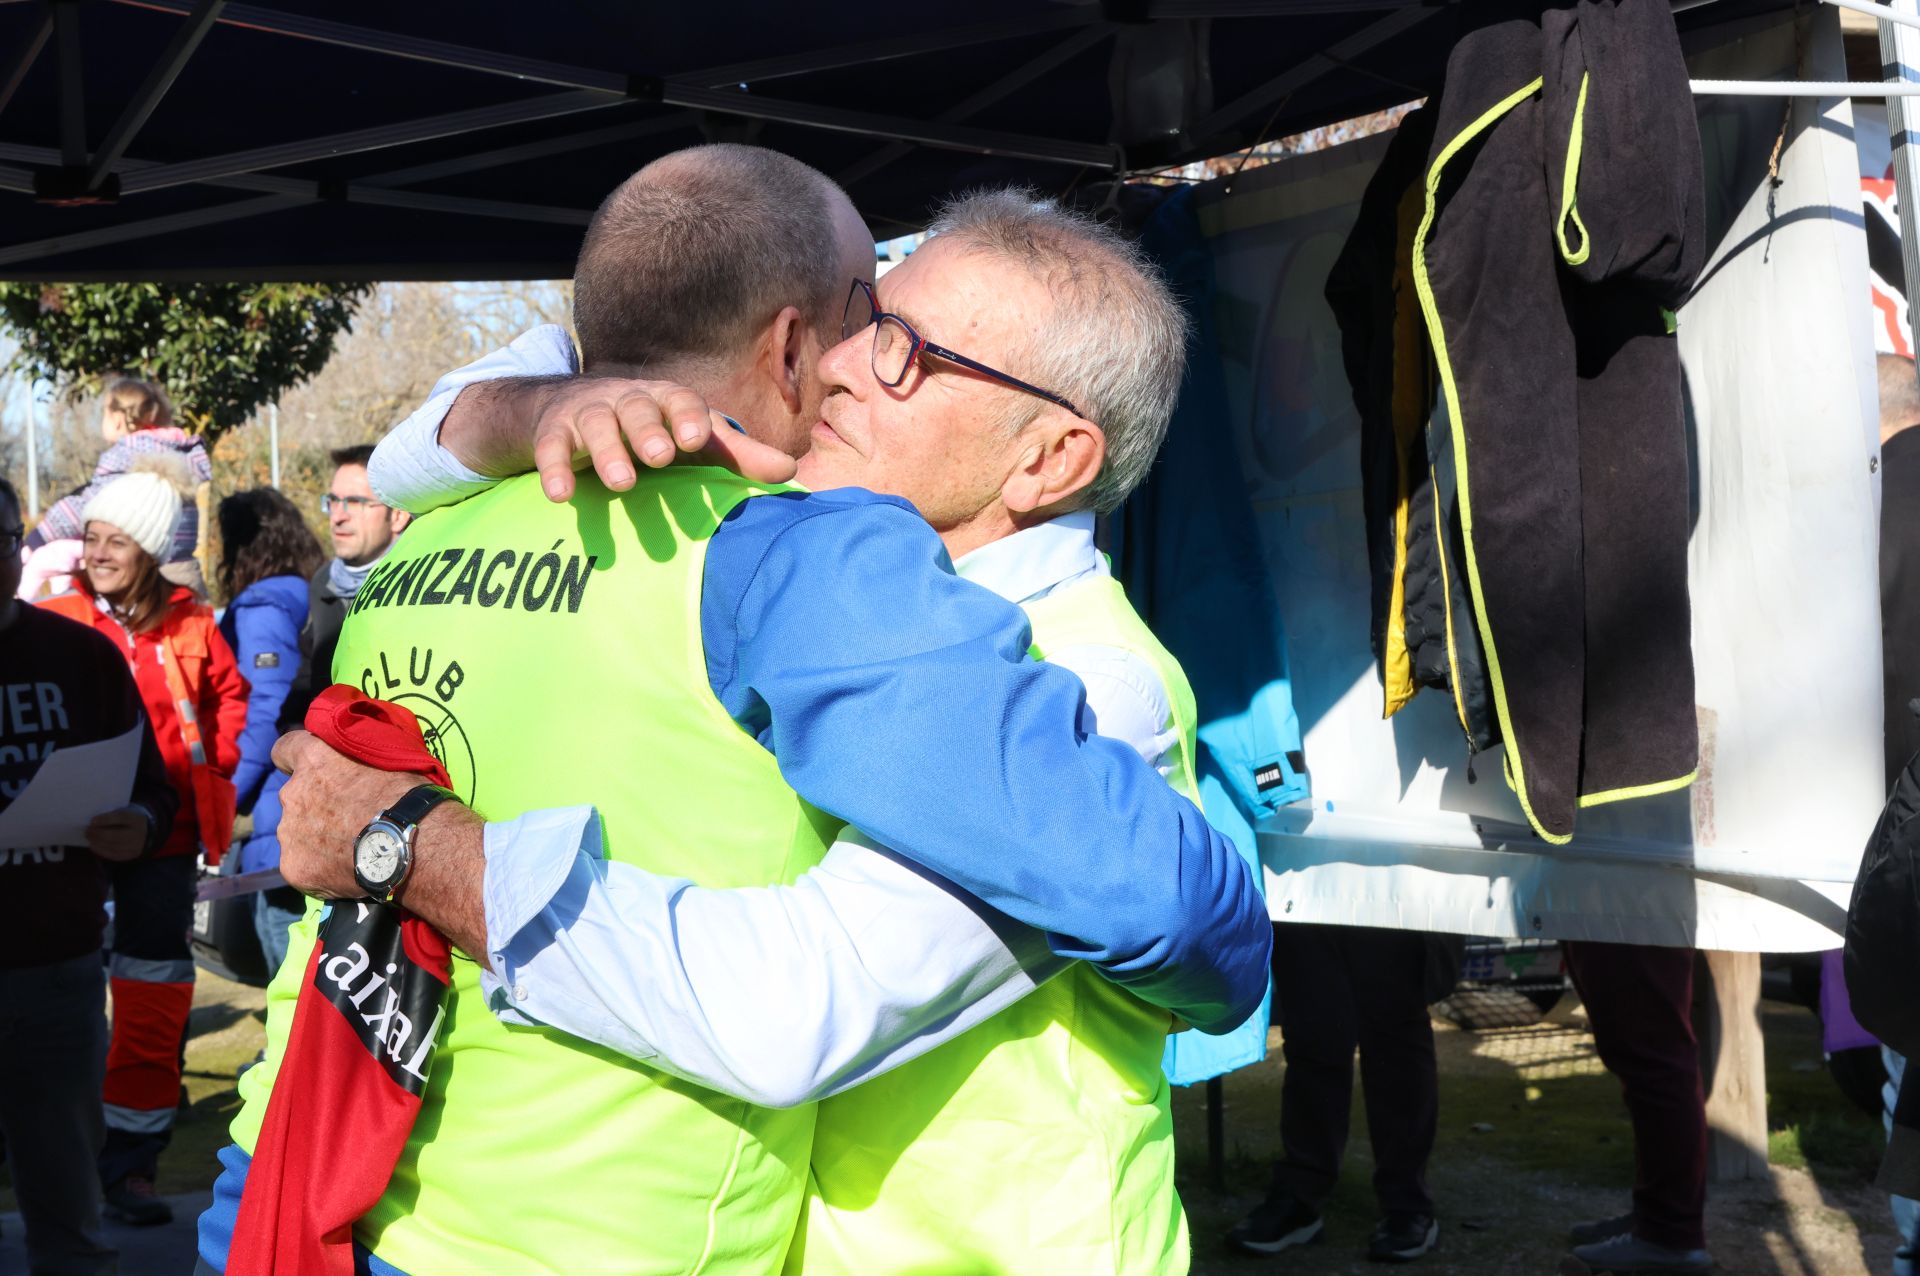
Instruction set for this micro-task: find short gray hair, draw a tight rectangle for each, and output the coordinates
[925,190,1189,514]
[573,144,844,371]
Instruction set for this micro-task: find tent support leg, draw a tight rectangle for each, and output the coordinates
[1885,0,1920,379]
[1207,1076,1226,1191]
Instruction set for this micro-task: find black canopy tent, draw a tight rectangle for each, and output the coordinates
[0,0,1788,281]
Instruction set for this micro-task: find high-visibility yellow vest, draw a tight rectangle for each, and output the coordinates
[792,571,1199,1276]
[232,470,837,1276]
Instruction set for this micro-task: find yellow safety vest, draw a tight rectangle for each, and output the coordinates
[792,572,1200,1276]
[231,470,838,1276]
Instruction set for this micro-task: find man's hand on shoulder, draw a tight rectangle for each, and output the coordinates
[443,376,797,504]
[528,377,797,501]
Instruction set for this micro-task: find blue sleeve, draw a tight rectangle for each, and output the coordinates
[197,1142,249,1271]
[228,599,301,813]
[702,489,1271,1033]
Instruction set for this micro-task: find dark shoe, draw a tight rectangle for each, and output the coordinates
[1569,1213,1635,1246]
[1226,1193,1324,1255]
[103,1174,173,1226]
[1570,1233,1711,1274]
[1369,1215,1439,1263]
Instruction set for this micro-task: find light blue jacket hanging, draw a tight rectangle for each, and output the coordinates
[1118,185,1310,1086]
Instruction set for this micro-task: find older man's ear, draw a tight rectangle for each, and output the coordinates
[1001,415,1105,518]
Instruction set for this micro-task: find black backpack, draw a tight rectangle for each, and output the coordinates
[1846,746,1920,1062]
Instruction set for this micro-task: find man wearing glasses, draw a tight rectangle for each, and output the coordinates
[201,146,1261,1276]
[281,445,412,734]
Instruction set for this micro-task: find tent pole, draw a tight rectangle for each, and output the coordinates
[0,9,51,122]
[23,379,37,522]
[87,0,228,191]
[1827,0,1920,33]
[1207,1076,1226,1191]
[1690,78,1920,94]
[52,0,84,168]
[838,26,1115,189]
[1884,0,1920,386]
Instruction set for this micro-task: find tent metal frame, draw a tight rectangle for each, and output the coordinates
[0,0,1443,270]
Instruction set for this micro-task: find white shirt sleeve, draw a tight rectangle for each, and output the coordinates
[367,324,580,514]
[474,642,1179,1105]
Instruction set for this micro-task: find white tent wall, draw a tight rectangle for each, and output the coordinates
[1194,6,1877,951]
[1681,11,1882,888]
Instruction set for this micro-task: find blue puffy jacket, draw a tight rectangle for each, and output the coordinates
[218,574,308,872]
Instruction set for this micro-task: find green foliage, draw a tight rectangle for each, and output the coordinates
[0,281,372,438]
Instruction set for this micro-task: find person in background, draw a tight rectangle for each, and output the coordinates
[1228,926,1457,1263]
[1877,351,1920,1276]
[25,377,214,597]
[214,488,324,976]
[1555,938,1710,1273]
[39,458,248,1228]
[278,444,409,732]
[0,473,177,1276]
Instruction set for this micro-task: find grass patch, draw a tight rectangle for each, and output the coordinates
[1762,1001,1885,1186]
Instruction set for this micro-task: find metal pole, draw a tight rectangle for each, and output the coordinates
[268,400,280,486]
[1207,1076,1226,1191]
[24,379,38,521]
[1689,78,1920,94]
[1826,0,1920,34]
[1885,1,1920,389]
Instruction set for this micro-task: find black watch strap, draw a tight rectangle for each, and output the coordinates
[384,783,458,831]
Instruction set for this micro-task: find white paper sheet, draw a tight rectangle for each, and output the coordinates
[0,724,140,850]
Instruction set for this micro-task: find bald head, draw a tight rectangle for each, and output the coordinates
[572,144,861,376]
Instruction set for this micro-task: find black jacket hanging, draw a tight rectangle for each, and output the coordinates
[1327,105,1500,757]
[1333,0,1705,841]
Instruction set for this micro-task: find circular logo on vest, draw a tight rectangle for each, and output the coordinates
[390,692,476,804]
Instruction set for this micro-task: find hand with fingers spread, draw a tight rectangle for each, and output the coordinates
[529,377,796,501]
[439,375,798,504]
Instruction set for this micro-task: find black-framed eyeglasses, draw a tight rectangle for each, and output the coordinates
[321,494,386,516]
[0,526,22,557]
[842,279,1085,420]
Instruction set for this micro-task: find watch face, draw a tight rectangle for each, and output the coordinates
[356,824,407,886]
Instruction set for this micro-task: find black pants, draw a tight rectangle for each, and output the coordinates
[0,952,116,1275]
[1268,923,1440,1218]
[1563,941,1707,1251]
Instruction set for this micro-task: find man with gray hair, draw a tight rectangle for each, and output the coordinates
[228,146,1247,1276]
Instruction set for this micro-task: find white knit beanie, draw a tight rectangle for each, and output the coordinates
[82,454,191,560]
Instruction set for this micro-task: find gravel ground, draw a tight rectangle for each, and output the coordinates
[5,970,1895,1275]
[1176,998,1897,1275]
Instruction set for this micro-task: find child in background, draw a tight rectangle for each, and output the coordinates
[25,376,213,597]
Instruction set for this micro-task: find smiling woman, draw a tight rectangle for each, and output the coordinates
[82,521,171,635]
[37,458,251,1227]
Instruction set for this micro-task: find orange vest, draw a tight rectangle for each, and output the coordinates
[40,586,247,856]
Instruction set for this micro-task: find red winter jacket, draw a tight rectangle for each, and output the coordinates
[41,584,248,857]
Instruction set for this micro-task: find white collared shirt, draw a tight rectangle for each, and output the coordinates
[370,334,1180,1105]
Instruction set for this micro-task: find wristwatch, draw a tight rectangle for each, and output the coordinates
[352,784,458,903]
